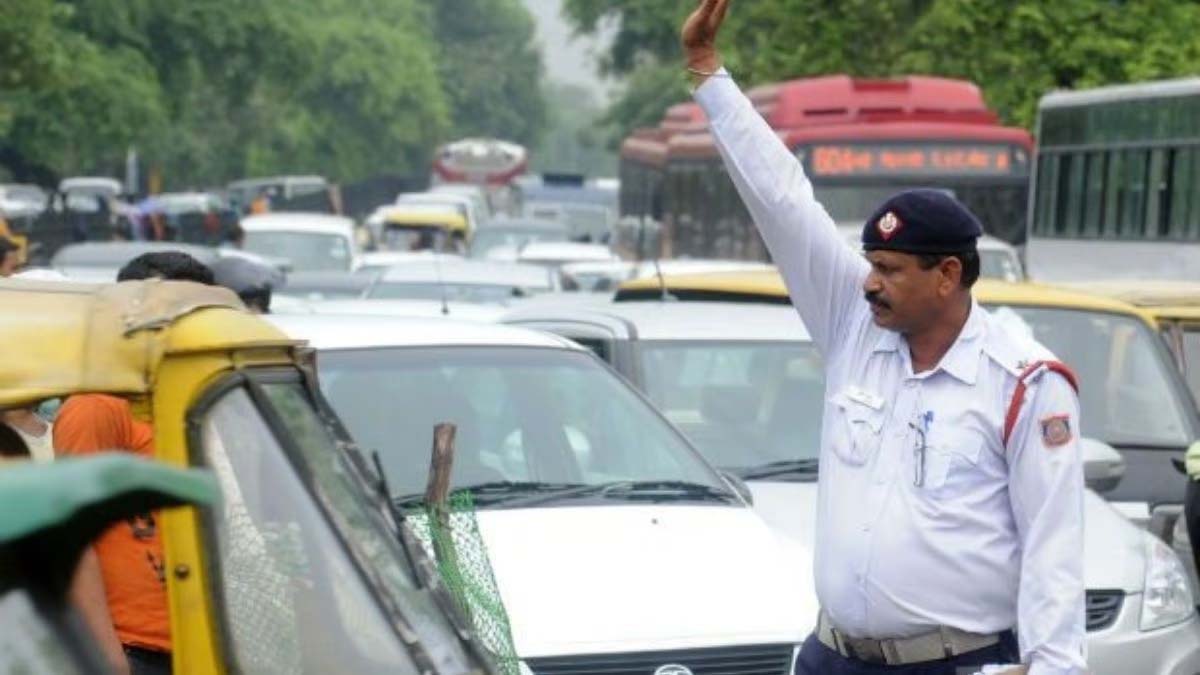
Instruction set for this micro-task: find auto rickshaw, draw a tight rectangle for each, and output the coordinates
[1064,280,1200,408]
[0,278,491,674]
[0,454,217,674]
[366,206,470,254]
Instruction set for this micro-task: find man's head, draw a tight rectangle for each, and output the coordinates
[117,250,215,284]
[0,237,21,277]
[859,189,982,334]
[210,256,281,314]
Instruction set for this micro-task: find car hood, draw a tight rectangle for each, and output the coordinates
[475,505,815,658]
[747,482,1146,594]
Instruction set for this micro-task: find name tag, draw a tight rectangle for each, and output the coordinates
[843,386,884,411]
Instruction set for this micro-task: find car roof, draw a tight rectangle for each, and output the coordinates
[377,259,552,288]
[506,300,812,342]
[517,242,617,262]
[240,213,355,235]
[51,241,221,267]
[287,298,508,322]
[397,192,474,208]
[268,312,580,350]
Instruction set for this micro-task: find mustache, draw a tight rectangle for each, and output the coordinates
[864,290,891,310]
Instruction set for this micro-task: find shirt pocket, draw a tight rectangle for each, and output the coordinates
[828,389,886,466]
[919,430,984,498]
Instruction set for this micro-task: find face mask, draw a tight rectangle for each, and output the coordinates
[36,398,61,422]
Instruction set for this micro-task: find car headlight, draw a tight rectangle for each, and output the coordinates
[1140,535,1195,631]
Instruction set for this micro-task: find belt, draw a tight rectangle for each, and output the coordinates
[816,610,1003,666]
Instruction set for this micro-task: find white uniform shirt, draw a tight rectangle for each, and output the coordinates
[695,72,1086,675]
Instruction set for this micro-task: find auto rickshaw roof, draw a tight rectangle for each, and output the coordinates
[377,206,468,231]
[0,278,298,407]
[0,454,218,546]
[1059,280,1200,320]
[614,268,1156,325]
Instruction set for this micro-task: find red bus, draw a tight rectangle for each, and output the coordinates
[620,75,1033,260]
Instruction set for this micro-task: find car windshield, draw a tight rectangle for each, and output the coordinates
[243,231,350,271]
[469,228,567,259]
[986,305,1193,447]
[316,346,729,507]
[639,341,826,477]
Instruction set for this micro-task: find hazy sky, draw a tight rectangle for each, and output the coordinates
[521,0,618,101]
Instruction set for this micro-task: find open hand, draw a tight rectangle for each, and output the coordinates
[681,0,729,73]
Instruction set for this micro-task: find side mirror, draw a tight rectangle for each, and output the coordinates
[1082,437,1124,493]
[719,470,754,505]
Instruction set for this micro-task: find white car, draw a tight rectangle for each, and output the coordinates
[240,212,359,272]
[504,299,1200,675]
[269,313,817,672]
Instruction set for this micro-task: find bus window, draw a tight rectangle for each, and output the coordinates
[1082,151,1106,237]
[1120,149,1149,238]
[1102,150,1123,237]
[1146,148,1168,238]
[1035,155,1059,236]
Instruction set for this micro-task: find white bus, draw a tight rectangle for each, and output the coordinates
[1026,78,1200,281]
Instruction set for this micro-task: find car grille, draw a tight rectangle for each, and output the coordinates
[525,643,795,675]
[1086,589,1124,631]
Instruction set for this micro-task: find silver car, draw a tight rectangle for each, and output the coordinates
[504,299,1200,674]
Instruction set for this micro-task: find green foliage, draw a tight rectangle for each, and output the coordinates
[534,81,617,176]
[432,0,547,147]
[564,0,1200,138]
[0,0,547,188]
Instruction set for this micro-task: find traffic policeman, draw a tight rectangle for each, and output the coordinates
[681,2,1086,673]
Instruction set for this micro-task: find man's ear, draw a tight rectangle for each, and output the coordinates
[939,256,963,294]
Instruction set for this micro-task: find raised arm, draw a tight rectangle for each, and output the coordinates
[682,0,869,355]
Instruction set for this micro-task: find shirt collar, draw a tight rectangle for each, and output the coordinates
[873,300,985,384]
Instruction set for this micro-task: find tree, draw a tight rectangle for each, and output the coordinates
[565,0,1200,137]
[431,0,547,147]
[0,0,455,187]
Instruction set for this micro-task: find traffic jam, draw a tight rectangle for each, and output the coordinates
[3,2,1200,675]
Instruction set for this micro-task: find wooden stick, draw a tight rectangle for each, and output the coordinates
[425,423,457,508]
[424,423,460,573]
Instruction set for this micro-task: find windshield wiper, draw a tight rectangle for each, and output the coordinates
[393,481,593,509]
[598,480,736,503]
[738,458,820,481]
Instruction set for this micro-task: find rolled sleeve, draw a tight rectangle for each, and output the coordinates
[693,71,869,359]
[1007,374,1087,674]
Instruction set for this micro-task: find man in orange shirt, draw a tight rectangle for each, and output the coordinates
[59,250,215,675]
[58,395,168,675]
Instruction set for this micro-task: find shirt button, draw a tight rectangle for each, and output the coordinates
[862,522,871,532]
[905,381,917,389]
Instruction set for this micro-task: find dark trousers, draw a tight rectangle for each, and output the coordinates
[795,632,1019,675]
[125,646,171,675]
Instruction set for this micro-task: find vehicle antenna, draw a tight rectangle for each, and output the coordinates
[431,232,450,316]
[652,254,671,302]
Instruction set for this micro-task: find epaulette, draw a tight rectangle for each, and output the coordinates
[1002,361,1080,448]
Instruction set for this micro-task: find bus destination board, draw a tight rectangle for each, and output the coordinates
[807,144,1016,177]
